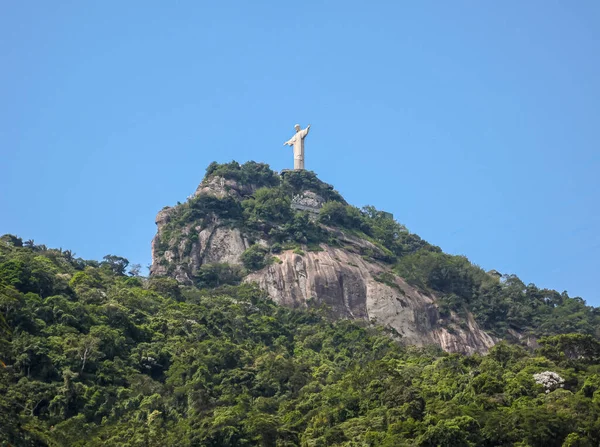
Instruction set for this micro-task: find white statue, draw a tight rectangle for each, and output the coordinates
[284,124,310,170]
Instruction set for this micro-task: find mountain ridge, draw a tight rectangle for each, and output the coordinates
[149,161,599,353]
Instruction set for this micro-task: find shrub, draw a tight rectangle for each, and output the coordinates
[242,187,292,225]
[205,161,280,188]
[273,212,326,245]
[147,276,182,300]
[194,263,243,288]
[319,202,365,231]
[241,245,270,271]
[187,194,243,221]
[0,234,23,247]
[282,170,345,202]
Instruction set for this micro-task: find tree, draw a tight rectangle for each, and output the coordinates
[319,201,364,230]
[241,245,269,271]
[128,263,142,277]
[538,334,600,366]
[195,263,243,288]
[72,334,101,373]
[101,255,129,276]
[0,234,23,247]
[242,187,292,225]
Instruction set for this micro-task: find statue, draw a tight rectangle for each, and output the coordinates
[284,124,310,170]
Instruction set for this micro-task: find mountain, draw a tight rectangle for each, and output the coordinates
[150,161,599,354]
[2,161,600,446]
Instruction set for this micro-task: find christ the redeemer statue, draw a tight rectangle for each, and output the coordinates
[284,124,310,170]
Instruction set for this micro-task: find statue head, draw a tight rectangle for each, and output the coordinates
[294,124,301,132]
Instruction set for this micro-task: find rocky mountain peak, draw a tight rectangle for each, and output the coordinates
[149,161,497,354]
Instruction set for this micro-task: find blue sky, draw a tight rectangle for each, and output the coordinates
[1,1,599,305]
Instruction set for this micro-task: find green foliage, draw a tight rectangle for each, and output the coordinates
[70,269,102,292]
[160,162,434,265]
[205,160,280,188]
[361,205,437,256]
[282,169,345,202]
[241,245,270,271]
[394,250,483,301]
[0,255,58,297]
[319,201,365,230]
[318,202,438,262]
[0,234,23,247]
[392,250,600,340]
[267,211,328,246]
[147,276,182,300]
[154,194,244,257]
[1,239,600,446]
[186,194,243,222]
[538,334,600,367]
[47,158,597,444]
[101,254,130,276]
[242,187,293,225]
[417,416,480,446]
[239,184,330,247]
[194,263,244,288]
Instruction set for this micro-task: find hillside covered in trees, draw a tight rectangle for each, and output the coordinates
[2,236,600,446]
[152,161,599,343]
[2,161,600,446]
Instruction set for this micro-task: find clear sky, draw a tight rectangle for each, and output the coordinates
[1,1,599,305]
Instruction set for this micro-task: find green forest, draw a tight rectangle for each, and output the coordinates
[2,161,600,446]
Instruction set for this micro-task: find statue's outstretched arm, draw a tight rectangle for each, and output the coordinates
[284,137,295,146]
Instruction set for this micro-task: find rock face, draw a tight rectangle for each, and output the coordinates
[150,173,496,354]
[245,246,495,354]
[193,175,255,200]
[149,175,254,283]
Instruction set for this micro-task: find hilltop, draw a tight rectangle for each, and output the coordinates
[150,161,599,353]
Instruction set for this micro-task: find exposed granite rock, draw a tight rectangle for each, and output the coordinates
[156,207,174,225]
[198,225,249,265]
[245,246,496,354]
[150,222,249,284]
[507,328,539,349]
[193,175,257,199]
[431,313,496,355]
[150,176,253,282]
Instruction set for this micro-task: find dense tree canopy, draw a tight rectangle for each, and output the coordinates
[3,161,598,445]
[1,238,600,446]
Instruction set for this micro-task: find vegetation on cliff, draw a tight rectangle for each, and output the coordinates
[2,236,600,446]
[154,162,600,342]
